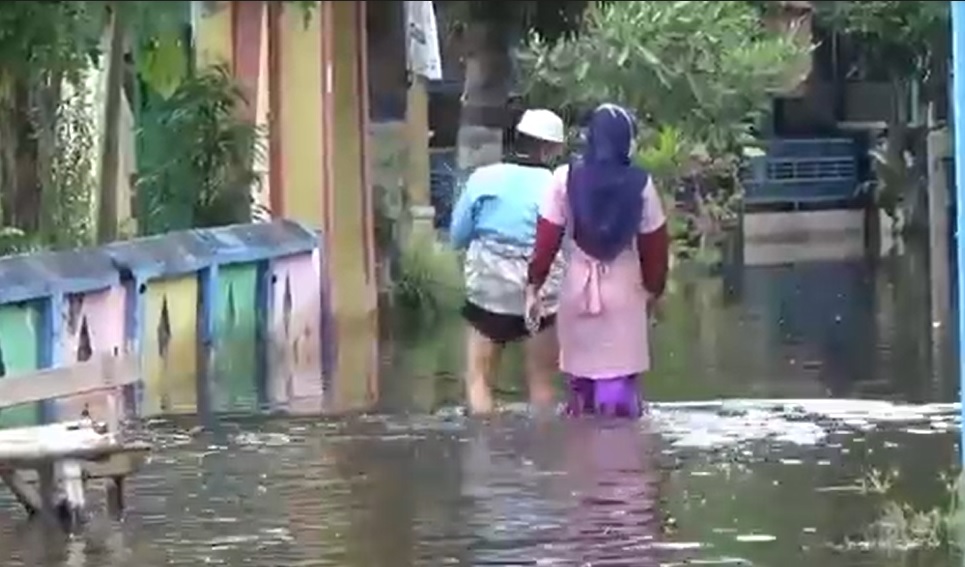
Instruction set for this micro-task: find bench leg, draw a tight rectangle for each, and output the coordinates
[0,469,41,516]
[27,461,87,530]
[58,460,87,527]
[36,462,61,523]
[106,476,125,519]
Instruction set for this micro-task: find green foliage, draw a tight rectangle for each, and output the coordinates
[0,0,324,258]
[812,1,949,80]
[441,1,599,43]
[636,126,692,187]
[42,80,98,250]
[635,126,697,252]
[286,1,321,26]
[813,2,949,234]
[518,1,803,265]
[0,3,104,256]
[0,2,102,89]
[845,468,965,556]
[137,65,263,235]
[125,1,192,100]
[635,126,742,264]
[520,1,810,152]
[392,231,464,320]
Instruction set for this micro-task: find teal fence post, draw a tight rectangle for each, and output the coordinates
[951,0,965,463]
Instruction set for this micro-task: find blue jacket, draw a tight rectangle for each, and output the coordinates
[449,162,554,250]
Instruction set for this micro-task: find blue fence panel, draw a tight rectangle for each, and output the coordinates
[765,138,856,159]
[742,138,859,206]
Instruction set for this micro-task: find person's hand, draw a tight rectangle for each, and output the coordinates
[647,296,663,325]
[524,285,543,334]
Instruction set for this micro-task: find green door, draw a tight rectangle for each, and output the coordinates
[215,264,259,411]
[0,302,42,427]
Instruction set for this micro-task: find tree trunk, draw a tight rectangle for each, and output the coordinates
[0,102,19,228]
[455,20,513,173]
[97,2,126,244]
[0,80,43,235]
[35,70,63,244]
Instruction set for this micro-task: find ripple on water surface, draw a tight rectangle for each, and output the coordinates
[0,399,959,566]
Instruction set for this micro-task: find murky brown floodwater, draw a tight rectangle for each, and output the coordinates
[1,237,961,566]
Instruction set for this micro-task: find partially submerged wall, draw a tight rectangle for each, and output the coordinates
[0,220,334,425]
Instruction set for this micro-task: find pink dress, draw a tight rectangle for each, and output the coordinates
[539,166,667,379]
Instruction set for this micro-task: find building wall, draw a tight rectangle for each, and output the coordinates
[330,1,375,318]
[197,1,376,321]
[195,2,233,67]
[778,80,896,136]
[275,5,326,229]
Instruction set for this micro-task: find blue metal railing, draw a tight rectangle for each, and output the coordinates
[741,138,859,206]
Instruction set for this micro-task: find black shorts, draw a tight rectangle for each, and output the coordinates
[461,301,556,344]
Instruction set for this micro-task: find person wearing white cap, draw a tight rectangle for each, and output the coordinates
[449,108,567,415]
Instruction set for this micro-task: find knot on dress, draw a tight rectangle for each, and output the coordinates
[578,259,608,316]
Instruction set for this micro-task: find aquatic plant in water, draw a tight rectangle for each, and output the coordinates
[842,468,965,559]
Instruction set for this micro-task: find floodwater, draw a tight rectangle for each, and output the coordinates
[1,236,962,566]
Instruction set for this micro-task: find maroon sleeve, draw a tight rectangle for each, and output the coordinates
[527,215,565,288]
[637,223,669,297]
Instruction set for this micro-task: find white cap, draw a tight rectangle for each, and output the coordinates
[515,109,565,144]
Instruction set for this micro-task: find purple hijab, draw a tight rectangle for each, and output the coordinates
[567,104,649,263]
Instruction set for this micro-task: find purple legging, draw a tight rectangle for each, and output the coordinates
[564,374,643,418]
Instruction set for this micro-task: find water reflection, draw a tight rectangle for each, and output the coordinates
[0,236,961,567]
[2,407,957,566]
[322,315,380,414]
[382,237,953,411]
[459,417,674,565]
[136,313,381,418]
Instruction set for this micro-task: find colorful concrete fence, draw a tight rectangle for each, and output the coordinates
[0,220,331,427]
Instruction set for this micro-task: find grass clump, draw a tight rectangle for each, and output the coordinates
[392,231,464,319]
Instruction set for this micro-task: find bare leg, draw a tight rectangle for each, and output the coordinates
[465,325,502,414]
[525,325,559,411]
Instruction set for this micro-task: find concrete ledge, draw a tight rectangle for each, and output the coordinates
[104,219,317,281]
[0,248,119,304]
[743,209,865,240]
[743,209,869,266]
[744,234,866,266]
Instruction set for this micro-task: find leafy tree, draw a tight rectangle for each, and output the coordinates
[438,1,601,171]
[0,1,318,252]
[0,1,102,242]
[519,1,810,153]
[137,65,262,235]
[517,1,809,262]
[812,1,949,87]
[812,1,950,230]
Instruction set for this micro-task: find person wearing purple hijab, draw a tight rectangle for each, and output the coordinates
[525,104,670,418]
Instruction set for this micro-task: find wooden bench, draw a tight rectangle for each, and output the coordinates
[0,353,151,527]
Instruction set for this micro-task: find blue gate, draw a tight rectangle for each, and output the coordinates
[741,138,859,207]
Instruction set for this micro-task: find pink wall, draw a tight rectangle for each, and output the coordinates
[54,286,127,421]
[268,251,324,411]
